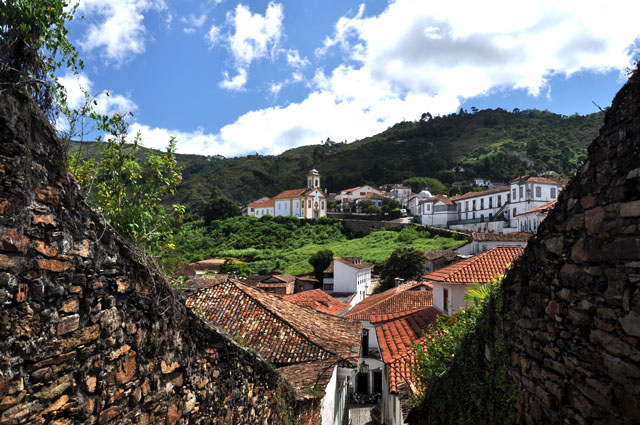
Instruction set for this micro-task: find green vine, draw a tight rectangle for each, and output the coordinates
[409,275,519,424]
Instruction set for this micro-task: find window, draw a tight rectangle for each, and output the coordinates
[512,188,516,200]
[360,192,366,195]
[551,188,557,199]
[308,199,311,208]
[497,195,501,207]
[513,208,517,217]
[536,186,541,198]
[519,186,523,199]
[489,213,493,220]
[465,201,469,211]
[315,179,319,187]
[321,200,325,210]
[472,212,475,219]
[489,197,492,208]
[480,199,484,209]
[323,284,334,291]
[427,204,431,211]
[443,288,449,313]
[472,200,476,210]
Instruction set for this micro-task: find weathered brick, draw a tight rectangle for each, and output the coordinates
[32,214,56,226]
[37,259,71,272]
[57,315,80,336]
[34,240,58,257]
[0,228,29,253]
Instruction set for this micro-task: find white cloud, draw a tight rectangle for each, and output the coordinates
[269,82,283,97]
[181,13,207,33]
[219,69,248,91]
[58,73,137,116]
[75,0,167,64]
[107,0,640,158]
[285,49,310,69]
[205,25,221,48]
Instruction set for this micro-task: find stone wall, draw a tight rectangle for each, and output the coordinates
[0,90,295,424]
[502,66,640,424]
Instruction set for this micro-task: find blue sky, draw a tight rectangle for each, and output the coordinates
[60,0,640,157]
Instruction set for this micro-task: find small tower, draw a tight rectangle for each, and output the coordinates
[307,169,320,189]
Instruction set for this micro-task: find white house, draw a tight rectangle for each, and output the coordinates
[418,195,458,227]
[323,257,373,305]
[407,190,433,216]
[335,185,383,203]
[515,199,557,233]
[508,176,565,228]
[389,185,412,207]
[248,198,275,217]
[423,246,523,315]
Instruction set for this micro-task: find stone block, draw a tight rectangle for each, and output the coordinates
[32,214,56,226]
[34,240,58,257]
[98,406,121,424]
[59,298,79,314]
[37,259,71,272]
[620,200,640,217]
[0,228,29,253]
[620,311,640,337]
[57,315,80,336]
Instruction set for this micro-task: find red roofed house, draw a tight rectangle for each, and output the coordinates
[186,279,362,425]
[246,169,327,219]
[342,282,433,411]
[251,274,296,295]
[335,185,383,204]
[423,246,523,315]
[375,307,441,425]
[322,257,373,306]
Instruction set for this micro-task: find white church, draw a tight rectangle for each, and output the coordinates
[246,169,328,219]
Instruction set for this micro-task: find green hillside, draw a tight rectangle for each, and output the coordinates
[170,108,603,205]
[70,108,603,209]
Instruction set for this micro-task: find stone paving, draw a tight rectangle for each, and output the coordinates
[348,403,379,425]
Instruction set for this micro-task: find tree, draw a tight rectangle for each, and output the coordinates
[219,259,252,277]
[362,204,382,214]
[402,177,447,195]
[1,0,82,114]
[309,249,334,284]
[69,112,184,255]
[378,248,426,292]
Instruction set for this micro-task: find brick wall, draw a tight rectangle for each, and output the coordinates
[0,90,295,425]
[502,67,640,424]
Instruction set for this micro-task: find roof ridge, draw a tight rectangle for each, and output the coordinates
[231,280,342,360]
[345,285,408,317]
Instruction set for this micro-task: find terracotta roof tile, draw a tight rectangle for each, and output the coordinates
[274,188,307,199]
[450,186,510,201]
[518,199,558,215]
[471,232,532,242]
[421,194,454,205]
[186,279,361,367]
[376,307,440,364]
[370,308,425,325]
[511,175,568,185]
[422,246,523,283]
[280,289,351,316]
[277,358,338,400]
[334,257,373,270]
[249,198,274,208]
[344,282,433,321]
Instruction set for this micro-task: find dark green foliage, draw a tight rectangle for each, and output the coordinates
[185,188,241,224]
[402,177,447,194]
[70,108,602,209]
[378,247,427,292]
[308,249,333,282]
[219,259,252,277]
[409,277,517,425]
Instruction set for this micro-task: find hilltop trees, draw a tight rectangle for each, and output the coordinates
[309,249,334,284]
[378,247,426,292]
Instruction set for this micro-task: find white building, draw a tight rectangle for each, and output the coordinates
[247,169,328,219]
[418,195,458,227]
[515,199,557,233]
[508,176,564,228]
[323,257,373,305]
[407,190,432,216]
[389,185,412,207]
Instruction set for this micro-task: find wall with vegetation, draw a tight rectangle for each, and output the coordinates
[0,90,295,424]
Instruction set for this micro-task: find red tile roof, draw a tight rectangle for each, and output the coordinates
[370,308,425,325]
[280,289,351,316]
[471,232,532,242]
[334,257,373,270]
[249,198,274,208]
[274,188,307,199]
[421,194,454,205]
[344,282,433,321]
[422,246,523,284]
[518,199,558,216]
[511,175,568,185]
[186,279,361,366]
[376,307,440,365]
[450,186,510,201]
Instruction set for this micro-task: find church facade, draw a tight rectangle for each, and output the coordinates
[246,169,327,219]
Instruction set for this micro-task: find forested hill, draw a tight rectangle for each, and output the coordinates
[70,108,604,206]
[171,108,603,204]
